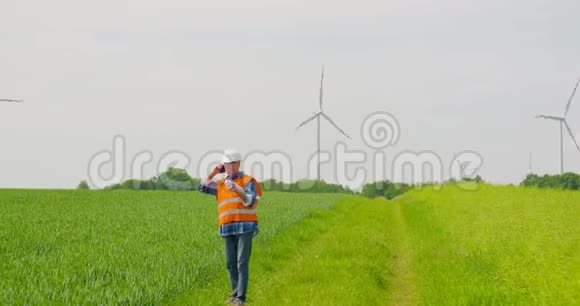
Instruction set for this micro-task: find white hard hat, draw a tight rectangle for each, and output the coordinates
[221,148,242,163]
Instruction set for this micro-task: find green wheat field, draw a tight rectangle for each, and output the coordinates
[0,185,578,305]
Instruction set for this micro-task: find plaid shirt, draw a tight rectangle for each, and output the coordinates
[198,171,260,237]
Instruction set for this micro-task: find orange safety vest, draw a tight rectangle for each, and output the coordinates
[216,174,263,226]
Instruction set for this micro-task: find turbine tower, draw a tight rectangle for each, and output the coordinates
[535,77,580,174]
[296,66,351,181]
[453,152,469,179]
[528,152,533,174]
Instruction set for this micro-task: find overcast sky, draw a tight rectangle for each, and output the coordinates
[1,0,580,189]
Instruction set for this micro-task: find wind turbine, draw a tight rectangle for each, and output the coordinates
[453,152,470,179]
[535,77,580,174]
[296,66,351,181]
[0,99,23,103]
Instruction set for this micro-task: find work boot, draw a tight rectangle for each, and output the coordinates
[224,296,237,305]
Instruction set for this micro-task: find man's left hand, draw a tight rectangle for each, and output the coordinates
[225,180,243,193]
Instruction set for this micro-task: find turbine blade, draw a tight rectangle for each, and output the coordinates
[564,78,580,117]
[319,65,324,111]
[0,99,23,103]
[564,121,580,152]
[535,115,564,121]
[321,112,351,139]
[296,113,320,130]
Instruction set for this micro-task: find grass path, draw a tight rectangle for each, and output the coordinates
[385,199,417,306]
[249,197,393,305]
[170,197,417,305]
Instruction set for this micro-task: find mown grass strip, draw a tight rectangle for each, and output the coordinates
[385,199,416,306]
[178,197,398,306]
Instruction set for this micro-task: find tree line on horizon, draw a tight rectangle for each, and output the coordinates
[77,168,496,199]
[520,172,580,190]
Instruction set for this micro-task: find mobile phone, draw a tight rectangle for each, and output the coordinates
[218,164,226,173]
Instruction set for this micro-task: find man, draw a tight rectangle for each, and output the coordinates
[199,148,263,306]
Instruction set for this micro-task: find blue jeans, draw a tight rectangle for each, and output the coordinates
[223,231,254,302]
